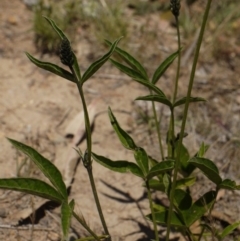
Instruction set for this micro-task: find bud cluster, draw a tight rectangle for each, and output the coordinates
[170,0,181,17]
[59,38,74,66]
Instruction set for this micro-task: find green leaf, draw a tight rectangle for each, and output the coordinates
[175,177,196,189]
[72,53,81,82]
[188,157,222,185]
[81,37,122,83]
[163,173,171,195]
[105,40,148,79]
[26,53,75,83]
[0,178,62,203]
[136,95,172,108]
[219,221,240,239]
[173,189,192,211]
[173,97,206,108]
[148,156,158,168]
[197,142,209,157]
[134,79,166,97]
[110,58,148,81]
[43,16,67,40]
[152,50,180,85]
[153,204,167,212]
[92,152,144,178]
[147,160,175,180]
[146,210,186,228]
[134,147,149,176]
[175,142,195,177]
[181,191,216,227]
[8,138,68,199]
[219,179,240,190]
[108,107,137,150]
[147,179,165,192]
[110,59,166,97]
[61,200,74,240]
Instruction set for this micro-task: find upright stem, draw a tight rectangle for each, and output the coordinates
[166,1,212,240]
[167,109,175,159]
[170,109,175,159]
[70,66,92,163]
[76,82,92,163]
[150,90,164,161]
[71,67,110,240]
[87,166,111,240]
[146,180,159,241]
[172,16,181,104]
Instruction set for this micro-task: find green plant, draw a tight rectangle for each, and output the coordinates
[90,0,128,43]
[33,0,128,54]
[33,0,75,53]
[1,1,240,241]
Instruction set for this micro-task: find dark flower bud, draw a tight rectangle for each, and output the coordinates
[170,0,181,17]
[83,150,92,168]
[59,38,74,66]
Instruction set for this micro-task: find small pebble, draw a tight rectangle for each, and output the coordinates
[0,208,7,218]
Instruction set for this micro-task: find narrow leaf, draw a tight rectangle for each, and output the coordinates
[43,16,67,40]
[136,95,172,108]
[219,221,240,239]
[147,160,175,180]
[163,173,171,195]
[26,52,75,82]
[134,147,149,176]
[8,138,68,199]
[108,107,137,150]
[105,40,148,79]
[92,152,144,178]
[72,53,81,82]
[173,97,206,108]
[175,177,196,189]
[182,191,216,227]
[61,200,74,240]
[0,178,62,203]
[81,37,122,83]
[219,179,240,190]
[110,59,166,97]
[152,50,180,85]
[110,59,147,81]
[134,79,166,97]
[146,210,186,228]
[188,157,222,185]
[197,142,209,157]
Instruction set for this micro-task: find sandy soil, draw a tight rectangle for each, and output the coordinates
[1,1,240,241]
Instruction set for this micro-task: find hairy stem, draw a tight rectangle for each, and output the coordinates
[166,0,212,240]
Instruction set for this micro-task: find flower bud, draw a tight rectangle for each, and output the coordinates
[83,150,91,168]
[170,0,181,17]
[59,38,74,66]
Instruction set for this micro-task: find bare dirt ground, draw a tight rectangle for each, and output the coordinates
[1,1,240,241]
